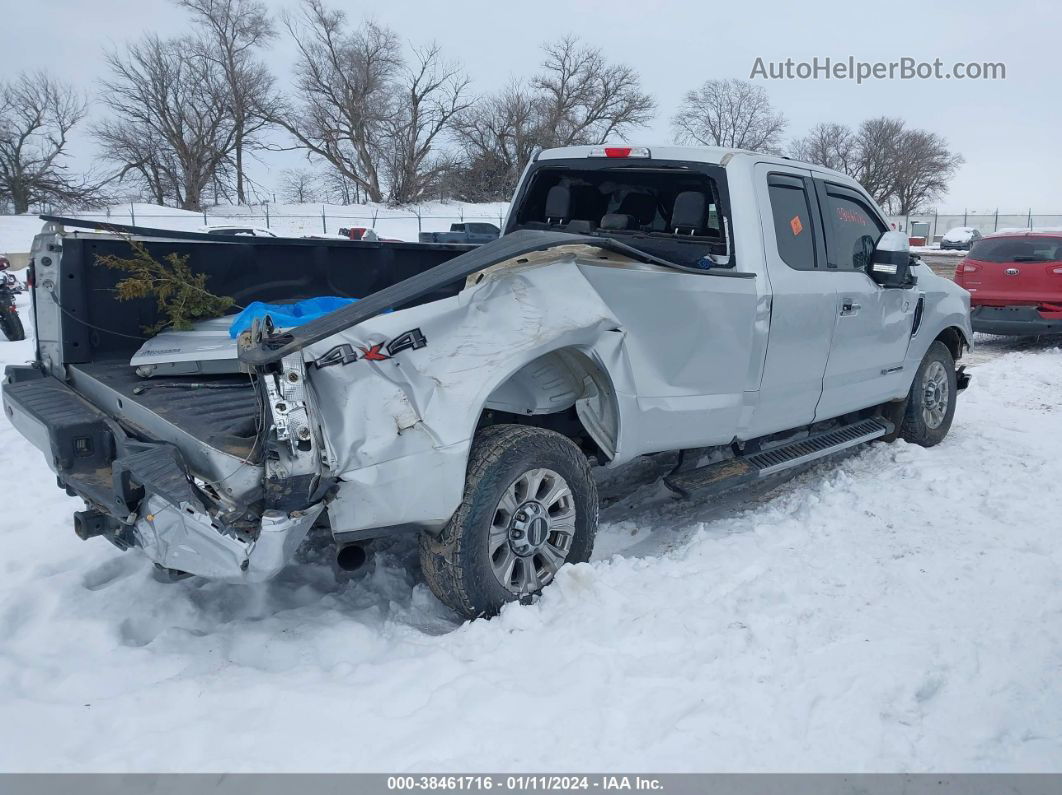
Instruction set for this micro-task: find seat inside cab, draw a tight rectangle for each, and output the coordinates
[513,165,730,268]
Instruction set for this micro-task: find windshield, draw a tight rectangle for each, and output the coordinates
[969,236,1062,262]
[510,165,729,268]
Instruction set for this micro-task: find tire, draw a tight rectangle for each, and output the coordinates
[419,424,598,619]
[1,310,24,341]
[899,340,957,447]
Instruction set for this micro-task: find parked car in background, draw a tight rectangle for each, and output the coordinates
[954,232,1062,335]
[419,222,500,244]
[338,227,378,241]
[940,226,982,250]
[199,225,278,238]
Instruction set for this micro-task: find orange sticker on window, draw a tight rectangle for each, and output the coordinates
[790,215,803,236]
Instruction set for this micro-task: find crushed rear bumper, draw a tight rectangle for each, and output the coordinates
[971,305,1062,336]
[2,365,319,582]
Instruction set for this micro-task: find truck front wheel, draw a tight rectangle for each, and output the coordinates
[419,424,598,619]
[899,340,958,447]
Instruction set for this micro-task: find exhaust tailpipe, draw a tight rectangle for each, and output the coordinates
[335,543,368,571]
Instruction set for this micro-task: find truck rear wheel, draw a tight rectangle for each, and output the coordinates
[419,424,598,619]
[899,340,957,447]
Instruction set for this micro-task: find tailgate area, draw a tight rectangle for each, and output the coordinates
[3,365,320,581]
[4,363,263,514]
[3,367,204,518]
[3,368,117,509]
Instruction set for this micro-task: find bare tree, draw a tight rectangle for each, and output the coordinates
[278,167,320,203]
[0,72,97,213]
[850,116,906,206]
[672,78,786,153]
[384,44,471,204]
[93,122,175,205]
[789,116,962,213]
[318,167,363,204]
[275,2,402,203]
[451,38,654,201]
[890,128,963,215]
[95,35,238,211]
[176,0,278,204]
[534,37,655,148]
[448,84,540,201]
[789,122,857,174]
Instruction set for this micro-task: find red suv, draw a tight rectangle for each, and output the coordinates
[954,232,1062,335]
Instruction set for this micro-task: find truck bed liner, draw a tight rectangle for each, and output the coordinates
[68,360,260,461]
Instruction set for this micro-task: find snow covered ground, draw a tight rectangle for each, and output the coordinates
[0,201,511,259]
[1,298,1060,772]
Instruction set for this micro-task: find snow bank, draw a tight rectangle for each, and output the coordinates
[0,302,1060,772]
[912,246,967,256]
[0,201,511,257]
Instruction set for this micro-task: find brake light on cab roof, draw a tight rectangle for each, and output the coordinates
[589,146,651,158]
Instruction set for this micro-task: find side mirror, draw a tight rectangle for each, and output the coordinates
[869,230,912,287]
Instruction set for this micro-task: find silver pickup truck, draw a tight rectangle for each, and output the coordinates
[3,145,972,619]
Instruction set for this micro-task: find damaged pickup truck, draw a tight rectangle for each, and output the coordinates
[3,145,973,619]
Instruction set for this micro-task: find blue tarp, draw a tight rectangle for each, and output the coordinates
[228,297,359,339]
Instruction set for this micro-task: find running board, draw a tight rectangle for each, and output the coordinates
[665,417,892,498]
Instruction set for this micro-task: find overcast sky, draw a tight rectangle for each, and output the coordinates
[4,0,1060,211]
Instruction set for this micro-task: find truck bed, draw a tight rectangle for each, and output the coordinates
[12,218,483,512]
[68,360,260,461]
[33,216,472,367]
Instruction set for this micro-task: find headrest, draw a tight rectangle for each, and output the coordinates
[672,191,707,233]
[600,213,635,231]
[544,185,570,222]
[565,219,594,234]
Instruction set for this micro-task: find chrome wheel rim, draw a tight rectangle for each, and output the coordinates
[922,361,950,429]
[488,468,576,596]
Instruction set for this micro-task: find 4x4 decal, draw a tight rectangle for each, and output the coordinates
[313,328,427,369]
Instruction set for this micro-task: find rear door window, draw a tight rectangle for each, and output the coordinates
[767,176,817,270]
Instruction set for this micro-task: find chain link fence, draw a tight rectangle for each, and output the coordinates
[5,205,1062,253]
[0,205,510,267]
[54,204,510,237]
[888,212,1062,242]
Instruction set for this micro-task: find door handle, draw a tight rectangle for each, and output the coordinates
[840,301,862,316]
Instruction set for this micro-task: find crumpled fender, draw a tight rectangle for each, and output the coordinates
[304,258,619,535]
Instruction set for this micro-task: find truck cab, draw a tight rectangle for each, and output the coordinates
[504,145,970,441]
